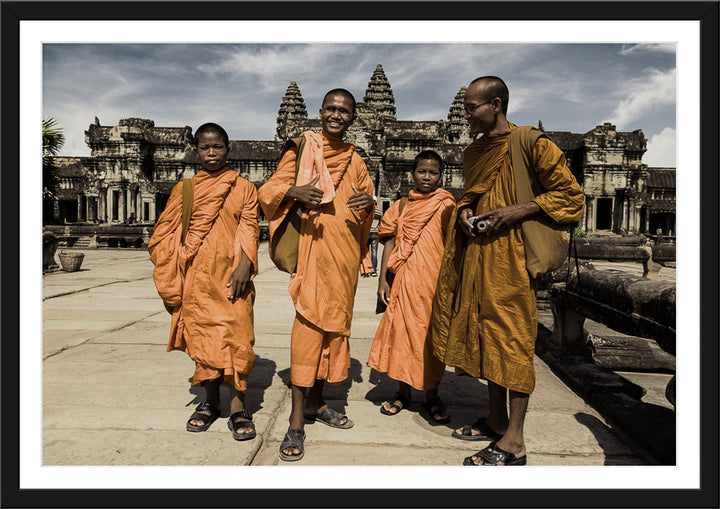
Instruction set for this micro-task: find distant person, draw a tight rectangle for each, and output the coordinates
[368,150,455,423]
[148,122,260,441]
[258,88,374,462]
[368,198,381,276]
[431,76,584,465]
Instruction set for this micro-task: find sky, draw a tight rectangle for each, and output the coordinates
[43,42,677,166]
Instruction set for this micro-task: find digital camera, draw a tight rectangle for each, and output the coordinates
[468,215,494,234]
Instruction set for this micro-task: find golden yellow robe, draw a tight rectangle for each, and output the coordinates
[258,131,374,386]
[431,124,583,394]
[148,169,259,391]
[368,188,455,390]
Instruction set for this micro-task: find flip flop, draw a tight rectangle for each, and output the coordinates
[186,402,220,432]
[279,429,305,462]
[451,417,503,442]
[227,410,256,441]
[305,407,354,429]
[463,442,527,466]
[380,392,410,416]
[422,396,451,424]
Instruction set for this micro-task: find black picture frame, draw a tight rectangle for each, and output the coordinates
[2,1,718,508]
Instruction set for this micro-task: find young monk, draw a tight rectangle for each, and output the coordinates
[368,150,456,423]
[258,89,374,461]
[148,123,260,441]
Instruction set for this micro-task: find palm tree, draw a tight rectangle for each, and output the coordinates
[42,116,65,195]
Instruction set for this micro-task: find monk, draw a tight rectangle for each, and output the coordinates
[431,76,584,465]
[258,89,374,462]
[148,122,260,441]
[368,150,455,423]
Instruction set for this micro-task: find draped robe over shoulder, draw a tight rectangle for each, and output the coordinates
[148,169,260,391]
[431,124,583,394]
[368,188,455,390]
[258,131,373,385]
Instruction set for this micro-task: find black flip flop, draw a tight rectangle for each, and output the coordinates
[227,410,256,441]
[463,441,527,466]
[380,392,410,416]
[279,429,305,462]
[422,396,451,424]
[451,417,503,441]
[305,407,354,429]
[186,402,220,432]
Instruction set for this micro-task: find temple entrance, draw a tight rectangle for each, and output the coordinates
[596,198,613,230]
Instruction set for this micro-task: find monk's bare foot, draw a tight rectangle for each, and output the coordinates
[453,417,505,438]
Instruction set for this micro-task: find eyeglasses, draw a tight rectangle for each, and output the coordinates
[463,100,493,114]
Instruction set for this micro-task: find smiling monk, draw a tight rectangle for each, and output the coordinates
[148,123,260,442]
[258,89,374,462]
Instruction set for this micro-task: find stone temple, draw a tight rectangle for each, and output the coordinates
[48,64,676,237]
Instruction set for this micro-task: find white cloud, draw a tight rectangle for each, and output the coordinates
[605,68,676,130]
[644,127,676,167]
[620,43,676,55]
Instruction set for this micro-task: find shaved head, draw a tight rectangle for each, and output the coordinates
[469,76,509,115]
[322,88,357,115]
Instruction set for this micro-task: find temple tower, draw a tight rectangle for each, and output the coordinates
[276,81,308,140]
[445,85,471,145]
[362,64,396,120]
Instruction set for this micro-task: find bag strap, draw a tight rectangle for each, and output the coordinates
[397,196,409,216]
[181,178,194,246]
[280,135,307,180]
[508,126,547,202]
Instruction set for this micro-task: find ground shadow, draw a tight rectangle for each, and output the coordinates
[573,412,649,466]
[276,357,363,418]
[185,355,277,418]
[364,367,491,430]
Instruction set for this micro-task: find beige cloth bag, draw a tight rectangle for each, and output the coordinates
[509,126,571,279]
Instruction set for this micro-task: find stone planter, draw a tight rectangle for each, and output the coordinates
[57,251,85,272]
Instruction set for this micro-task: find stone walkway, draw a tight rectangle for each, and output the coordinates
[42,245,647,466]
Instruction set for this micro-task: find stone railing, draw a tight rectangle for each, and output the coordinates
[43,225,152,249]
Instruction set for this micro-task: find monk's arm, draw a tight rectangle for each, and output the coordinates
[377,236,395,305]
[228,184,260,300]
[530,137,584,224]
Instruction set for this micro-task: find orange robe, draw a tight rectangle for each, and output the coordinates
[431,124,583,394]
[368,188,455,390]
[258,131,373,387]
[148,169,259,391]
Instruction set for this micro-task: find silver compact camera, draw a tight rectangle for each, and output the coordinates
[468,215,494,234]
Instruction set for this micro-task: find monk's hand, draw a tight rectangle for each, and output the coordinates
[347,183,373,212]
[227,254,252,301]
[287,174,323,207]
[458,207,476,237]
[481,202,542,235]
[377,275,391,305]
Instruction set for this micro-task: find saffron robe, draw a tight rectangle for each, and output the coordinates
[148,169,259,391]
[431,124,584,394]
[368,188,455,390]
[258,131,373,385]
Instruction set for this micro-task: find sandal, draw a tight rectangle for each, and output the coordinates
[186,402,220,432]
[463,442,527,466]
[380,392,410,416]
[227,410,256,441]
[305,407,354,429]
[451,417,503,442]
[279,429,305,462]
[422,396,451,424]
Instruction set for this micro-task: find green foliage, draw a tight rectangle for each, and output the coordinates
[43,117,65,194]
[573,226,593,238]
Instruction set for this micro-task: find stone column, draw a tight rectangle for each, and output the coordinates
[77,197,83,223]
[106,187,113,222]
[98,189,106,222]
[585,197,594,232]
[119,187,126,221]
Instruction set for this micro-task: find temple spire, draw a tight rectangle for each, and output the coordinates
[363,64,396,120]
[445,85,470,143]
[276,81,308,139]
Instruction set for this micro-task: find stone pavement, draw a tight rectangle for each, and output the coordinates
[42,245,649,467]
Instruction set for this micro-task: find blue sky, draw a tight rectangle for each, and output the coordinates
[43,42,676,166]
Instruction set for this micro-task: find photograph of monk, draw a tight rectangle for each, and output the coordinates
[40,41,678,468]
